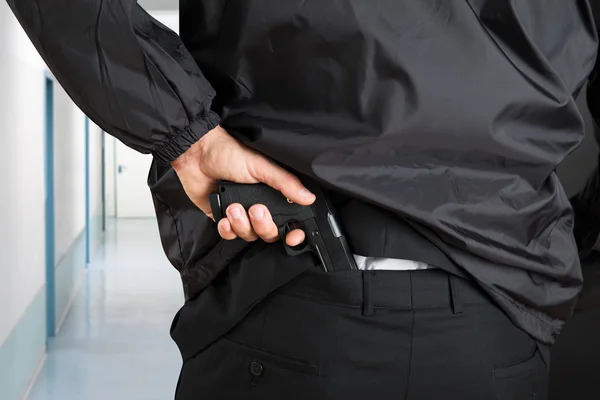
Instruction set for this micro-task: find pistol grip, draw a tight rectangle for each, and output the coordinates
[210,181,314,228]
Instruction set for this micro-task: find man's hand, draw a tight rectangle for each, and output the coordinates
[170,126,315,246]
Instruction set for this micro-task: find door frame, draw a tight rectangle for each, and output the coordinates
[101,130,106,232]
[85,117,90,265]
[113,138,118,218]
[44,73,56,339]
[100,133,118,220]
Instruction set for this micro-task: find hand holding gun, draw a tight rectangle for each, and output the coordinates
[209,180,358,272]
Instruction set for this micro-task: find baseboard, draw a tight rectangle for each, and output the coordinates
[55,270,85,334]
[89,208,104,260]
[54,229,86,333]
[0,286,47,400]
[20,352,47,400]
[0,216,105,399]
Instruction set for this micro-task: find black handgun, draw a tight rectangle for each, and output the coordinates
[209,180,358,271]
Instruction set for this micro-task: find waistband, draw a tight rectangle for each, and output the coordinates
[273,268,491,312]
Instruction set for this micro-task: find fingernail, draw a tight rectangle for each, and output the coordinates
[229,207,242,220]
[250,208,264,220]
[299,189,315,198]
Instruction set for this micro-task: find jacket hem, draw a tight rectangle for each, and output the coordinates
[488,289,565,345]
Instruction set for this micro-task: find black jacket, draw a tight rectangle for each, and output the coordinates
[8,0,600,345]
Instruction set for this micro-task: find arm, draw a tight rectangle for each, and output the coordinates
[6,0,219,164]
[7,0,317,246]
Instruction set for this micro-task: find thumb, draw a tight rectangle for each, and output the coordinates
[249,156,316,206]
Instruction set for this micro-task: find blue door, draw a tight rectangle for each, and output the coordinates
[44,75,56,339]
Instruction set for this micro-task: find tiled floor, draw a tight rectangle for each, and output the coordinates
[28,218,185,400]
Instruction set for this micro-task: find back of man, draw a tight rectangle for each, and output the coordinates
[167,0,594,341]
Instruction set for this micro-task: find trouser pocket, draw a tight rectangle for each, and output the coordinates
[492,346,548,400]
[175,336,321,400]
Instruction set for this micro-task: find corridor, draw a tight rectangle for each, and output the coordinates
[27,219,184,400]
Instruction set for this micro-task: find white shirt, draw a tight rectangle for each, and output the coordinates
[354,255,429,271]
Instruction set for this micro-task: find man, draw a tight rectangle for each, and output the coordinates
[7,1,600,398]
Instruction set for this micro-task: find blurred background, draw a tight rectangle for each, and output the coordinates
[0,1,185,399]
[0,1,599,400]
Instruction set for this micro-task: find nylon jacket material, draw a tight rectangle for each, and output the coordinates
[7,0,600,344]
[6,0,221,165]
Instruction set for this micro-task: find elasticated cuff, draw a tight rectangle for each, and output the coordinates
[153,110,221,165]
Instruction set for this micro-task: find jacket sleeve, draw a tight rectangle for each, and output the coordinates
[6,0,220,165]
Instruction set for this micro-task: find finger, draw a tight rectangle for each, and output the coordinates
[285,229,306,247]
[249,156,316,206]
[248,205,279,243]
[226,204,259,242]
[218,219,237,240]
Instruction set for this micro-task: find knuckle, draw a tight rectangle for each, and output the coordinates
[248,204,264,217]
[226,203,242,214]
[230,224,248,237]
[247,158,266,179]
[253,219,277,235]
[281,172,299,188]
[230,221,256,241]
[250,221,266,235]
[257,225,278,240]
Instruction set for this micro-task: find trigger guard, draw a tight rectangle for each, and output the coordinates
[284,241,312,256]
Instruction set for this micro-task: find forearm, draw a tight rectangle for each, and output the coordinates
[6,0,220,164]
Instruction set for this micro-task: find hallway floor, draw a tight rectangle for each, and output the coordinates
[28,219,185,400]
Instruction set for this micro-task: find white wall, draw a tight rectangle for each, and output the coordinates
[105,135,116,218]
[0,2,47,347]
[89,123,103,217]
[89,122,104,258]
[0,0,101,350]
[53,85,86,262]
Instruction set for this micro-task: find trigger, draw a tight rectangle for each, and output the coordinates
[284,220,303,234]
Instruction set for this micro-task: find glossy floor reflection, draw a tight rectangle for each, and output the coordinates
[28,218,184,400]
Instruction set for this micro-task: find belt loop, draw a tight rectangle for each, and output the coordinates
[448,275,463,315]
[362,271,374,317]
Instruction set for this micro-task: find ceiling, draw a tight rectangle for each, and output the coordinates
[138,0,178,11]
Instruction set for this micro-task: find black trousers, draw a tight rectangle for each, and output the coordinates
[548,252,600,400]
[173,267,548,399]
[549,307,600,400]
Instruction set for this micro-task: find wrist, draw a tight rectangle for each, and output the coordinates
[171,126,218,171]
